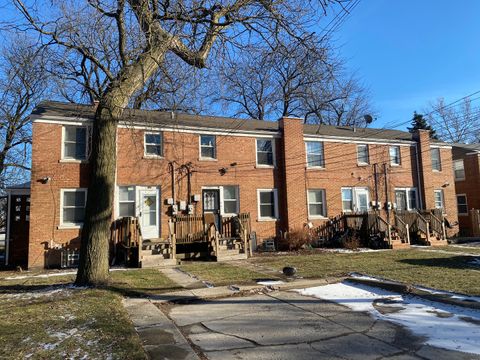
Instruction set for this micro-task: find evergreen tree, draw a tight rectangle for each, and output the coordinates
[408,111,438,139]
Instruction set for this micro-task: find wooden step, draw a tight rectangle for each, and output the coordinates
[141,249,171,257]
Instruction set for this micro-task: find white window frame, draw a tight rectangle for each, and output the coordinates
[307,189,327,219]
[305,141,325,168]
[257,189,279,221]
[221,185,240,216]
[357,144,369,165]
[118,186,136,218]
[341,187,370,213]
[434,189,445,211]
[431,148,442,171]
[456,194,468,216]
[255,138,276,167]
[389,146,401,166]
[144,132,163,157]
[199,135,217,161]
[394,187,418,211]
[61,125,89,162]
[59,188,87,228]
[453,160,465,181]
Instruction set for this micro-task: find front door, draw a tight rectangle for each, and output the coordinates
[139,189,159,239]
[355,188,369,213]
[203,189,220,229]
[395,190,407,211]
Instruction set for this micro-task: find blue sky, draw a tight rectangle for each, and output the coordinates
[327,0,480,129]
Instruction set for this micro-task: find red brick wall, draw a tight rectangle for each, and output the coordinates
[27,119,459,268]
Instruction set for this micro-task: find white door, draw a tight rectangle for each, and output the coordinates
[354,188,369,213]
[139,189,159,239]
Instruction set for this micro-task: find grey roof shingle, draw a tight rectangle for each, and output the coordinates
[32,101,427,143]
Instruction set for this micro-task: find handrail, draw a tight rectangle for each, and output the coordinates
[429,213,445,240]
[394,214,410,243]
[415,210,430,243]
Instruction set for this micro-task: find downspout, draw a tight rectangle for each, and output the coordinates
[5,192,10,266]
[415,143,424,210]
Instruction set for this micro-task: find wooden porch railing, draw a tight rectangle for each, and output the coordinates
[416,211,430,243]
[110,216,143,266]
[394,213,410,244]
[173,215,205,244]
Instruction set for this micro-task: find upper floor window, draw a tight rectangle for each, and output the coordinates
[357,144,369,165]
[434,189,445,211]
[305,141,324,168]
[63,126,87,160]
[256,139,274,166]
[307,189,326,218]
[454,160,465,181]
[119,186,135,217]
[431,148,442,171]
[200,135,216,160]
[144,133,163,156]
[389,146,401,166]
[257,189,278,220]
[61,189,87,226]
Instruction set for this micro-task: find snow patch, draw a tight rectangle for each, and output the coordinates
[320,248,389,254]
[296,281,480,355]
[257,280,285,286]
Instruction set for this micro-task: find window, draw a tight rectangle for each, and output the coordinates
[200,135,216,159]
[431,148,442,171]
[257,189,278,220]
[456,194,468,215]
[434,189,445,211]
[389,146,401,165]
[394,188,417,211]
[307,190,326,218]
[256,139,274,166]
[341,188,353,212]
[357,144,369,165]
[223,186,239,214]
[454,160,465,181]
[119,186,135,217]
[305,141,325,168]
[63,126,87,160]
[61,189,87,226]
[144,133,163,156]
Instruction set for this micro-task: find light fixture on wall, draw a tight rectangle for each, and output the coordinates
[442,181,450,188]
[40,176,51,184]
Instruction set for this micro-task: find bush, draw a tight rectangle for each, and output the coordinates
[278,228,314,251]
[342,234,360,250]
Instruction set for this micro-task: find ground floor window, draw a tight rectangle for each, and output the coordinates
[61,189,87,226]
[341,187,369,212]
[119,186,135,217]
[434,189,445,211]
[222,186,239,214]
[257,189,278,220]
[456,194,468,215]
[307,189,326,218]
[394,188,417,211]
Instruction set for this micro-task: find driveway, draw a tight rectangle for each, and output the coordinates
[167,291,478,360]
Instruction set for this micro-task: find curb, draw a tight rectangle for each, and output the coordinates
[346,277,480,310]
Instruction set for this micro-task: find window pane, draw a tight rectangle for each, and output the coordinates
[64,143,78,158]
[145,134,161,144]
[76,127,86,143]
[341,189,352,201]
[431,148,441,170]
[63,207,85,223]
[260,191,274,204]
[224,200,237,214]
[119,203,135,217]
[75,142,86,159]
[260,204,274,217]
[309,204,323,216]
[64,127,77,142]
[390,146,400,164]
[146,144,162,155]
[357,145,368,163]
[257,152,273,165]
[342,200,352,211]
[257,139,272,152]
[395,191,407,211]
[201,135,215,146]
[307,154,323,167]
[223,186,236,200]
[201,147,215,158]
[119,186,135,201]
[64,191,85,207]
[308,190,322,204]
[408,190,417,209]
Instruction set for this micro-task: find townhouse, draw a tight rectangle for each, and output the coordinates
[4,101,459,268]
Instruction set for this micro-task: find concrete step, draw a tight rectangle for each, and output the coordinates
[428,239,448,247]
[140,254,176,268]
[390,241,411,249]
[217,253,248,262]
[141,249,171,257]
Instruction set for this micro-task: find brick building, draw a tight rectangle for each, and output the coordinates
[452,144,480,236]
[7,101,459,268]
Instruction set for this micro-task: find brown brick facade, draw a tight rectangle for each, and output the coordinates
[26,113,459,268]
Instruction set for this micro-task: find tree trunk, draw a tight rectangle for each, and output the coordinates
[75,46,169,286]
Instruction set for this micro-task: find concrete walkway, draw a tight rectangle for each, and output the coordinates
[158,267,206,289]
[123,298,199,360]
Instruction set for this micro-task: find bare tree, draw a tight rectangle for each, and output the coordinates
[426,97,480,143]
[0,37,49,190]
[13,0,343,285]
[214,36,374,125]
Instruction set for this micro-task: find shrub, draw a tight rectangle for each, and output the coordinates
[342,234,360,250]
[278,228,314,251]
